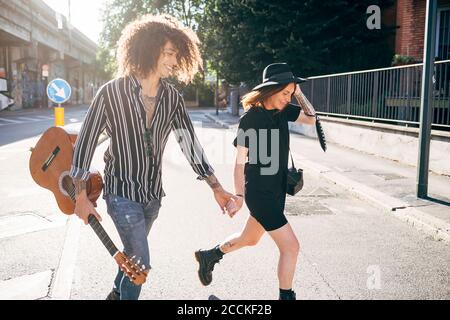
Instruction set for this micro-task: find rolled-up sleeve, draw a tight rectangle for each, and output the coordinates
[69,88,107,181]
[285,103,301,122]
[171,94,214,180]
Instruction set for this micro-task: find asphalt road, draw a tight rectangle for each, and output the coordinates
[1,106,449,300]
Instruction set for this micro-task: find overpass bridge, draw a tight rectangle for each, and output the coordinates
[0,0,103,109]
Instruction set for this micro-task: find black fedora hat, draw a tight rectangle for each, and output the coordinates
[252,63,306,91]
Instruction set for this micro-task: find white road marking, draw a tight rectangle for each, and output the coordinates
[0,115,53,126]
[0,118,23,124]
[16,117,40,122]
[33,116,54,120]
[0,213,67,240]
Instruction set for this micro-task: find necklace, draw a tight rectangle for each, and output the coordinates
[142,94,157,128]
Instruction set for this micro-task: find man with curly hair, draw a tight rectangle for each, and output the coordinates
[70,14,237,300]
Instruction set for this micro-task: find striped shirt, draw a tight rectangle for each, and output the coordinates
[69,74,214,203]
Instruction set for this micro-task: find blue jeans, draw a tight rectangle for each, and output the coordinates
[104,193,161,300]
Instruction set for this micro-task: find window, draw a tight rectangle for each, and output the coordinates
[436,7,450,60]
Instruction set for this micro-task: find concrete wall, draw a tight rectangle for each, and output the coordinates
[290,117,450,176]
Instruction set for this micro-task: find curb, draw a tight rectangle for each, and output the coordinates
[48,215,81,300]
[393,207,450,244]
[296,156,450,246]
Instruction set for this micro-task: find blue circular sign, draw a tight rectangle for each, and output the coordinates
[47,78,72,104]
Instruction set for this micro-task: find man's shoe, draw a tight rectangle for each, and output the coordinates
[194,247,223,286]
[106,289,120,300]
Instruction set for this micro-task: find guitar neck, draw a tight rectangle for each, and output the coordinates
[87,215,119,257]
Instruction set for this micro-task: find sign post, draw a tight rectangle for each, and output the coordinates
[417,0,437,198]
[46,78,71,127]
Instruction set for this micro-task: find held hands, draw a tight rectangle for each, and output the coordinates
[225,195,244,218]
[213,188,241,217]
[205,174,243,217]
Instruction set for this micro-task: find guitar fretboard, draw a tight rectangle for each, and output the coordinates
[88,214,119,257]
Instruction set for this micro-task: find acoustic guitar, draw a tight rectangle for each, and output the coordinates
[29,126,147,285]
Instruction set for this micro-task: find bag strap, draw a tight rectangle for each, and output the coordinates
[289,149,296,169]
[261,104,296,169]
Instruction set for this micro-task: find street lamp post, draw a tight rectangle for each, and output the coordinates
[417,0,438,198]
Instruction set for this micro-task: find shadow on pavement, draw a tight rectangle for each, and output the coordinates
[425,196,450,207]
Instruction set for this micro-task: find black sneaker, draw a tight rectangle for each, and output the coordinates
[194,248,223,286]
[106,289,120,300]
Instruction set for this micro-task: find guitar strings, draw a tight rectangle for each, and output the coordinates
[62,178,115,250]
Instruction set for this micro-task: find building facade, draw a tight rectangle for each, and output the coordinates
[395,0,450,61]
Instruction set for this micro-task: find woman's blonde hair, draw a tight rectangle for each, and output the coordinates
[116,14,202,84]
[241,83,292,111]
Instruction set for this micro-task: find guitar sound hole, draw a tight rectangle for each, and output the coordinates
[59,172,75,199]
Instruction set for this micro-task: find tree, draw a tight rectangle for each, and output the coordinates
[151,0,205,30]
[98,0,205,78]
[200,0,395,85]
[95,46,116,80]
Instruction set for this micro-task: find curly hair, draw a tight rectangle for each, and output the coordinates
[116,14,202,84]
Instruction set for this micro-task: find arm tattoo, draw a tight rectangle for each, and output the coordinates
[294,88,316,117]
[73,178,87,196]
[205,174,222,190]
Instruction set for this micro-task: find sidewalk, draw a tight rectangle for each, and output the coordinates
[205,110,450,245]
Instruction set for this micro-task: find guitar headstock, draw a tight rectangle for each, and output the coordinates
[114,252,148,285]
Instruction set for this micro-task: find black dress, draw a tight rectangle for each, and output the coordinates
[233,104,301,231]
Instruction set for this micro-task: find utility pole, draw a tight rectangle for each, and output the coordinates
[68,0,71,24]
[216,75,219,116]
[68,0,72,50]
[417,0,437,198]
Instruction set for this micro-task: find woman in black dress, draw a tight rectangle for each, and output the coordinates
[195,63,316,300]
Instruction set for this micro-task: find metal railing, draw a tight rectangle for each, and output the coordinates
[300,60,450,130]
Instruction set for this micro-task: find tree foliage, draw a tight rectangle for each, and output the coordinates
[98,0,205,78]
[200,0,395,85]
[97,0,396,86]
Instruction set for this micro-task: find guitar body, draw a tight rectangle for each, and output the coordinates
[29,126,103,214]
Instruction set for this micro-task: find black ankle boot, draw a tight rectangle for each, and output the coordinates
[194,246,223,286]
[279,290,296,300]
